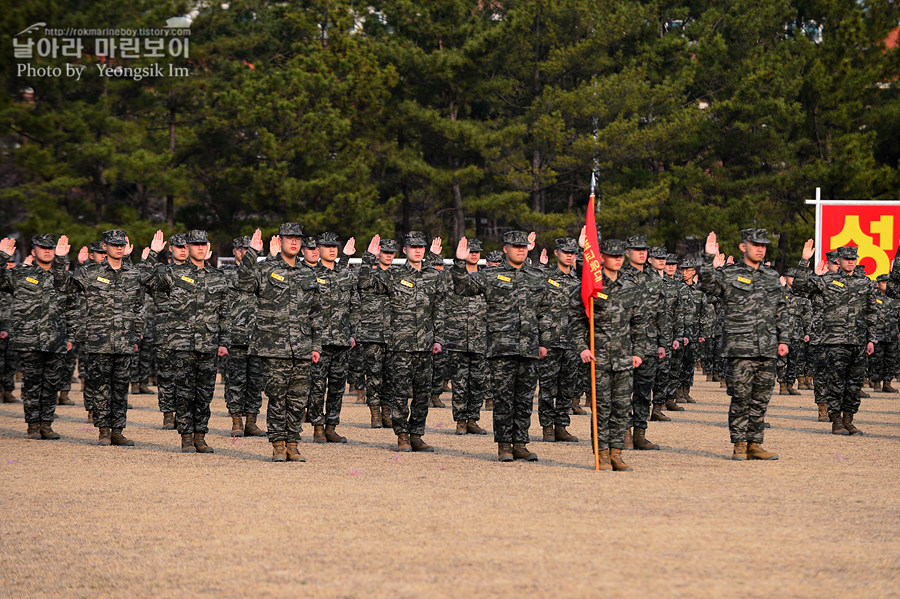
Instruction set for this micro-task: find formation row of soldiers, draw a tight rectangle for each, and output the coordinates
[0,224,892,467]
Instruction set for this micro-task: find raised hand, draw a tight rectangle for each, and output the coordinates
[23,255,33,265]
[801,239,815,261]
[430,236,442,255]
[814,259,827,276]
[367,234,381,255]
[343,237,356,256]
[249,229,263,252]
[779,276,786,286]
[124,236,133,256]
[705,231,718,256]
[455,237,469,260]
[0,238,16,256]
[204,244,212,261]
[149,230,166,253]
[578,226,586,249]
[55,235,71,257]
[141,247,151,261]
[527,231,537,251]
[713,253,725,268]
[540,249,549,265]
[269,235,281,256]
[726,255,734,265]
[78,246,89,263]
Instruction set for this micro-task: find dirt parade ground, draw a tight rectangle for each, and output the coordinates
[1,374,899,599]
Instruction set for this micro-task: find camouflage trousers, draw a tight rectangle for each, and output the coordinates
[155,349,176,413]
[130,337,155,383]
[385,350,432,436]
[431,346,450,396]
[591,368,633,450]
[224,346,263,416]
[810,345,826,406]
[678,341,698,388]
[489,356,537,444]
[86,353,132,430]
[701,338,717,376]
[0,338,18,392]
[261,356,311,443]
[19,351,66,423]
[358,342,387,407]
[449,350,487,423]
[59,343,78,392]
[665,347,684,398]
[726,357,774,443]
[537,347,580,427]
[348,343,364,391]
[173,350,217,435]
[868,340,899,383]
[80,352,95,412]
[308,345,349,426]
[777,340,809,384]
[820,344,867,416]
[630,355,658,430]
[652,354,671,405]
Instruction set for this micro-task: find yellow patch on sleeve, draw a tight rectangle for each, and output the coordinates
[25,277,39,285]
[831,280,844,288]
[316,278,327,284]
[737,276,752,284]
[401,279,414,288]
[597,292,608,300]
[548,278,560,288]
[180,276,195,285]
[270,273,285,282]
[497,275,511,283]
[96,277,111,284]
[877,299,883,304]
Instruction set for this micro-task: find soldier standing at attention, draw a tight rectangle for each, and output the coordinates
[307,232,359,445]
[235,225,322,462]
[452,232,550,463]
[52,230,147,447]
[698,229,789,460]
[0,262,17,404]
[648,248,681,423]
[536,236,582,444]
[222,235,265,437]
[793,243,877,435]
[146,230,229,453]
[152,234,188,430]
[426,241,450,409]
[871,274,900,393]
[0,236,71,440]
[359,232,444,453]
[676,259,706,405]
[76,241,109,421]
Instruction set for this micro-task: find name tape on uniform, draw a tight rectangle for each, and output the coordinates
[270,273,285,282]
[547,278,560,288]
[180,275,195,285]
[737,276,752,284]
[316,278,327,284]
[401,279,414,288]
[96,277,111,284]
[497,275,511,283]
[25,277,39,285]
[832,280,844,288]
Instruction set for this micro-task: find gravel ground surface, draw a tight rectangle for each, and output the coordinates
[1,375,899,599]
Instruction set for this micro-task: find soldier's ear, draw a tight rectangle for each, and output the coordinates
[738,241,747,254]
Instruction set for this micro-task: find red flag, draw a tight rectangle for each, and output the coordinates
[581,192,603,319]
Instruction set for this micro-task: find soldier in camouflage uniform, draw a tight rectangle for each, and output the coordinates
[151,234,188,429]
[870,274,900,393]
[359,232,444,453]
[480,249,503,413]
[484,250,504,268]
[620,235,670,451]
[698,229,788,460]
[536,237,582,443]
[807,250,838,420]
[666,259,703,410]
[794,243,877,435]
[648,251,682,422]
[53,229,148,447]
[452,231,550,463]
[221,235,265,437]
[307,232,359,444]
[426,248,450,409]
[146,230,229,453]
[444,238,489,435]
[56,267,82,407]
[355,238,397,428]
[0,235,71,439]
[569,239,645,471]
[0,270,17,403]
[235,224,323,463]
[777,268,811,396]
[129,293,156,395]
[75,241,109,421]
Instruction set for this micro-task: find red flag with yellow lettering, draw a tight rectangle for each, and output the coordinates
[581,192,603,319]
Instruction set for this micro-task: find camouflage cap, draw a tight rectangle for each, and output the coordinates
[103,229,128,245]
[317,232,341,247]
[31,234,56,249]
[379,238,399,253]
[186,230,209,244]
[485,250,504,263]
[502,231,530,247]
[740,228,771,244]
[88,241,106,253]
[876,273,890,283]
[648,246,667,259]
[854,264,866,275]
[404,231,427,247]
[837,245,858,260]
[600,239,626,256]
[301,236,318,249]
[426,253,444,267]
[466,238,483,253]
[825,250,838,264]
[231,235,251,249]
[625,234,649,250]
[665,253,679,265]
[169,233,187,247]
[555,237,578,253]
[784,267,798,277]
[680,258,699,269]
[278,222,304,237]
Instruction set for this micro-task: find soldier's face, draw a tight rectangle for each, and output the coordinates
[281,236,301,258]
[626,248,647,266]
[170,245,188,262]
[681,267,696,282]
[556,250,576,267]
[466,251,480,266]
[649,257,666,271]
[105,244,125,260]
[319,246,339,262]
[188,243,207,262]
[378,251,396,267]
[785,276,794,288]
[32,246,54,264]
[664,264,677,276]
[90,251,106,263]
[878,281,887,293]
[404,245,426,264]
[838,257,856,274]
[301,247,319,263]
[827,261,839,273]
[504,244,528,266]
[740,241,767,265]
[602,254,624,271]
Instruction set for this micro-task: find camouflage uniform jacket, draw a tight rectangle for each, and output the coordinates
[621,263,671,356]
[569,271,646,371]
[358,252,444,352]
[874,292,900,343]
[450,259,549,359]
[657,271,683,342]
[145,254,229,352]
[221,262,256,347]
[678,281,706,342]
[0,286,11,335]
[442,266,487,354]
[356,262,390,344]
[0,253,68,353]
[233,248,322,358]
[784,287,812,342]
[52,256,147,354]
[697,255,790,357]
[792,261,877,346]
[315,262,359,347]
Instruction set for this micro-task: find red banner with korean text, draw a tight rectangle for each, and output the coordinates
[819,203,900,279]
[581,193,603,318]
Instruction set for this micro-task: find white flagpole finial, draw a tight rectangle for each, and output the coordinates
[590,173,596,197]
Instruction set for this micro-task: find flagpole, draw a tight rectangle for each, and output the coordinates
[589,295,599,471]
